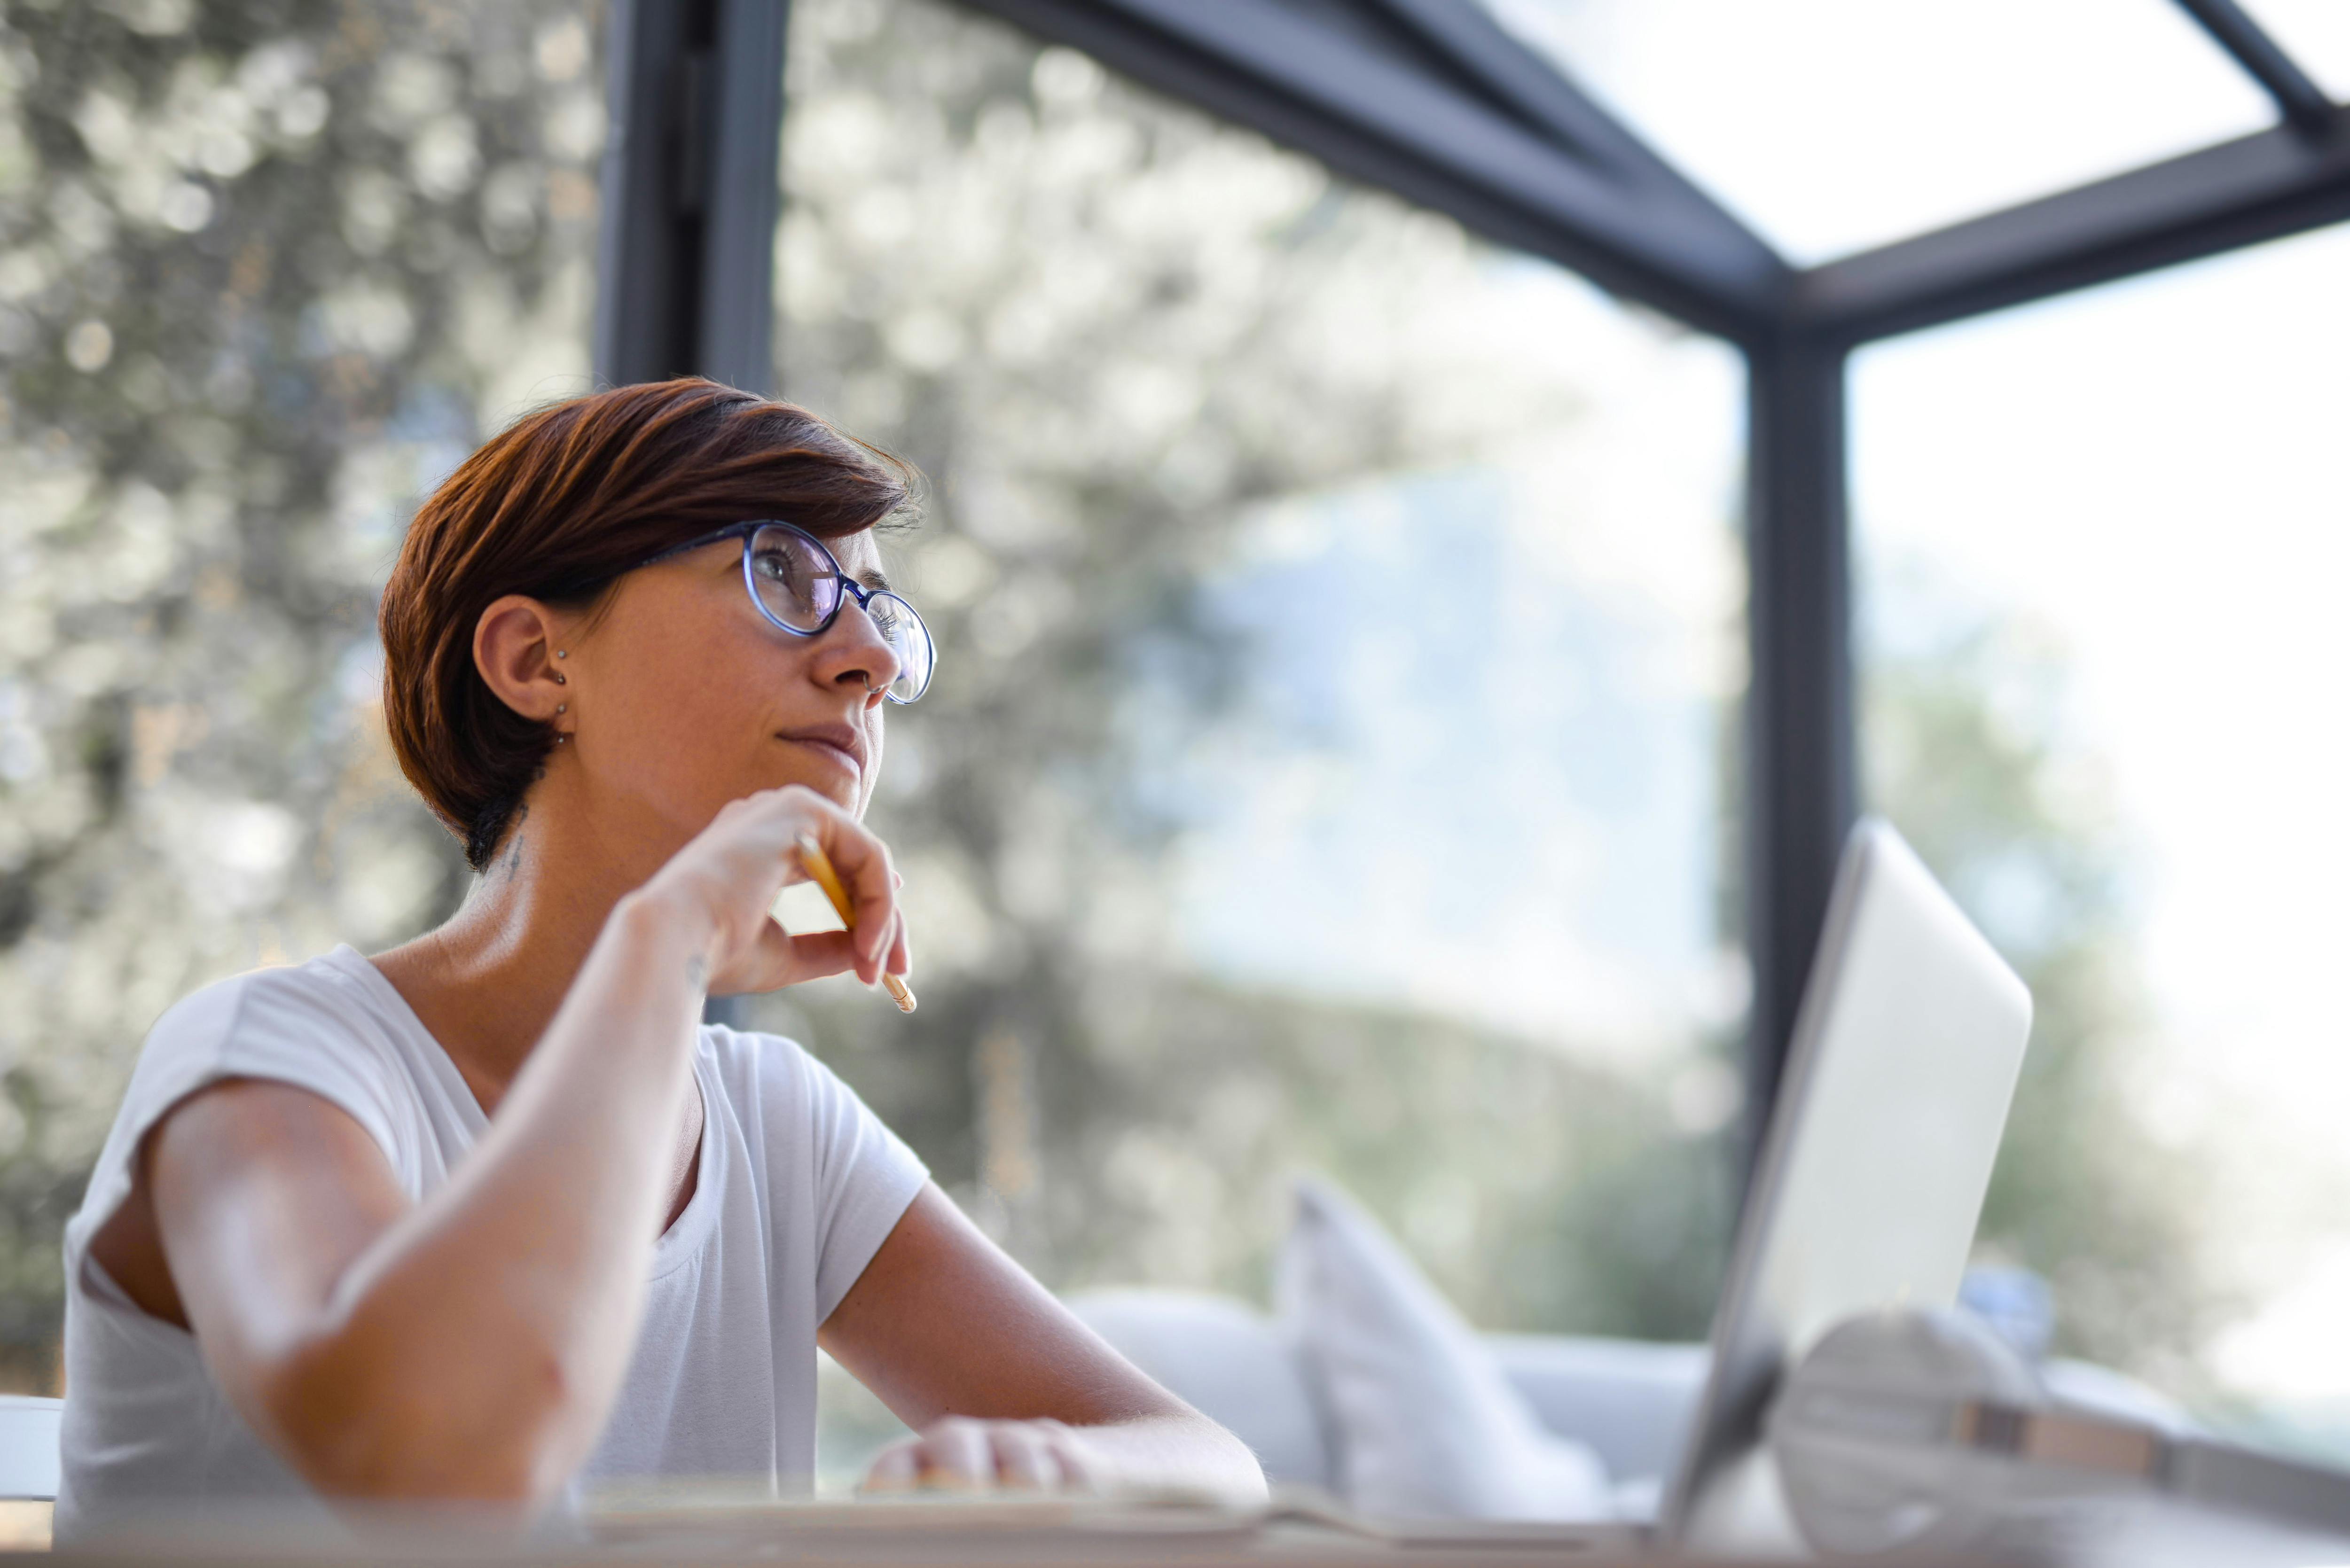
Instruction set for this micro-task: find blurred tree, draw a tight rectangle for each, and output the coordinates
[760,0,1737,1339]
[0,0,601,1389]
[771,0,2224,1382]
[1864,603,2225,1380]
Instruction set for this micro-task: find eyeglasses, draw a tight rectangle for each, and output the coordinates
[638,521,936,704]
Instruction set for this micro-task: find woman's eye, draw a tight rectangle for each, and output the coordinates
[753,552,794,584]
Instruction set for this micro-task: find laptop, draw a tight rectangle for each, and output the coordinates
[1655,815,2033,1553]
[1351,817,2032,1556]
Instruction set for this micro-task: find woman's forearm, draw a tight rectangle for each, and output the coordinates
[265,890,713,1502]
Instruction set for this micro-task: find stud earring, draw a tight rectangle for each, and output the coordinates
[556,703,566,714]
[555,673,567,685]
[556,649,567,659]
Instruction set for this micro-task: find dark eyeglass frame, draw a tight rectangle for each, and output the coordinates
[637,520,935,704]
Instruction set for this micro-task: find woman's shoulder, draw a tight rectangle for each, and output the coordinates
[145,944,402,1060]
[695,1023,896,1145]
[69,948,433,1262]
[695,1022,928,1242]
[123,945,431,1154]
[696,1021,828,1103]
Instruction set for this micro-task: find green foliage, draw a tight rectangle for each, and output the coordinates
[1864,616,2224,1378]
[762,965,1734,1342]
[766,0,1737,1341]
[0,0,602,1376]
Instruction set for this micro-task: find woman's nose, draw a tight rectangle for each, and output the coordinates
[815,596,904,697]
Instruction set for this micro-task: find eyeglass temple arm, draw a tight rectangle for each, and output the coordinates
[633,523,760,571]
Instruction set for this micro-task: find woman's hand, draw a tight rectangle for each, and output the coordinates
[636,784,909,996]
[862,1417,1104,1495]
[822,1189,1269,1508]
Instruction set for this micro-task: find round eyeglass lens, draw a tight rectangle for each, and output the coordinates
[868,591,936,703]
[746,525,843,632]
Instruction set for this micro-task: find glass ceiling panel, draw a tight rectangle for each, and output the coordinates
[2238,0,2350,101]
[1483,0,2280,265]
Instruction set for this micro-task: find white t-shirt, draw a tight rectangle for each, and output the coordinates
[54,944,929,1539]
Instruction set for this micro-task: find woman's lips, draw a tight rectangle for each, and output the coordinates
[777,731,864,779]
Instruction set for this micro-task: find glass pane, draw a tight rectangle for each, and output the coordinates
[776,0,1747,1490]
[0,1,603,1388]
[1485,0,2278,264]
[1854,224,2350,1435]
[2240,0,2350,101]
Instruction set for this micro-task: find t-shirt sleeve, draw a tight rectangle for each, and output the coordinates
[63,965,410,1288]
[784,1041,931,1323]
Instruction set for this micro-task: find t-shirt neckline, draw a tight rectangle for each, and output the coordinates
[321,944,721,1266]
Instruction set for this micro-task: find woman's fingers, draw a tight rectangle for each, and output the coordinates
[705,928,857,999]
[782,929,862,983]
[772,789,896,980]
[862,1438,921,1493]
[922,1417,995,1489]
[812,811,897,973]
[692,784,909,994]
[989,1424,1058,1490]
[856,1420,1093,1495]
[886,907,911,980]
[1048,1426,1103,1492]
[739,912,803,993]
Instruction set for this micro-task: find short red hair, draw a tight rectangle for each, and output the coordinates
[379,378,916,871]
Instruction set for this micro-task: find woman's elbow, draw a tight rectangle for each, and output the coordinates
[253,1328,582,1508]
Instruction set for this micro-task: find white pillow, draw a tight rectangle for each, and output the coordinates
[1277,1175,1614,1522]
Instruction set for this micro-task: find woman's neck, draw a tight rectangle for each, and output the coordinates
[371,788,676,1113]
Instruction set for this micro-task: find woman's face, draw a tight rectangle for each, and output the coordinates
[558,528,902,848]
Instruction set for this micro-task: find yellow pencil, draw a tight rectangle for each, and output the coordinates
[796,833,916,1014]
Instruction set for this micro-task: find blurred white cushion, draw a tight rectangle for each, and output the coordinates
[1277,1176,1614,1522]
[1486,1333,1707,1487]
[1065,1288,1333,1489]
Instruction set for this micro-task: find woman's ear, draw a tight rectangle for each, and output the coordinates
[472,595,571,727]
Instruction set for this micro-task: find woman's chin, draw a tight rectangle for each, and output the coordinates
[770,765,860,811]
[770,737,865,807]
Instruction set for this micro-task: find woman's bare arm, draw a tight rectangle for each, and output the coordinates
[143,892,708,1506]
[106,786,901,1510]
[820,1185,1267,1504]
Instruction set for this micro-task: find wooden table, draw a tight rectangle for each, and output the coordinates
[40,1489,2350,1564]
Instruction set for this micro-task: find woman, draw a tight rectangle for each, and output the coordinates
[56,380,1264,1532]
